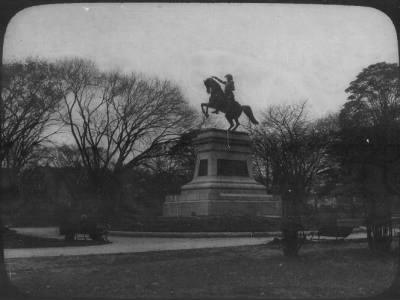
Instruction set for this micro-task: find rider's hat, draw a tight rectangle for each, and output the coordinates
[224,74,233,80]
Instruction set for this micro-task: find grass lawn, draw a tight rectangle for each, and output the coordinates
[5,240,399,298]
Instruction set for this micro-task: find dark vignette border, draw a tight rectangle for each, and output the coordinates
[0,1,399,299]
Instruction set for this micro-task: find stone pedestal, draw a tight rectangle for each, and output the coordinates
[163,129,281,217]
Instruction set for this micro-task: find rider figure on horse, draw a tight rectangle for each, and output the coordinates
[212,74,235,114]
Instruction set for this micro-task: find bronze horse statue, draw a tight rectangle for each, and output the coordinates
[201,77,259,131]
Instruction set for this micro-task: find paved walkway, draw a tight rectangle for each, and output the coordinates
[4,227,275,259]
[5,227,370,259]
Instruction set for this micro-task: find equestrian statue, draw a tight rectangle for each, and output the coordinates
[201,74,259,131]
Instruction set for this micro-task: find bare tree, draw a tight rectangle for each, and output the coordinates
[1,60,63,170]
[0,59,63,294]
[54,58,196,217]
[250,101,334,256]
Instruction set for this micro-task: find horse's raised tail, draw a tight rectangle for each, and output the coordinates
[242,105,259,125]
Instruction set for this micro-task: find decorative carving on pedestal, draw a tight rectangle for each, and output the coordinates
[163,129,281,217]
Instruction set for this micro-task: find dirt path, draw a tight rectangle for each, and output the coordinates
[5,227,274,258]
[5,227,370,259]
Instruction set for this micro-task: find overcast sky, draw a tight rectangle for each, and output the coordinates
[3,3,399,118]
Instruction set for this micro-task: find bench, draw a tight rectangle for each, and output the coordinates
[59,222,109,241]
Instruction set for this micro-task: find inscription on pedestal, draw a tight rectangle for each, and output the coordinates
[217,159,248,177]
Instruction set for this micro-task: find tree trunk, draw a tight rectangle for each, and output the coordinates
[0,171,15,295]
[0,210,12,296]
[0,171,27,297]
[366,215,392,251]
[282,219,302,257]
[365,164,393,251]
[0,226,9,285]
[281,187,304,257]
[93,171,122,225]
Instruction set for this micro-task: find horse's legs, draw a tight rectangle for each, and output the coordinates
[232,117,240,131]
[201,103,209,118]
[226,116,234,131]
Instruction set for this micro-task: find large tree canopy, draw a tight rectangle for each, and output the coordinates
[337,62,400,251]
[340,62,400,128]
